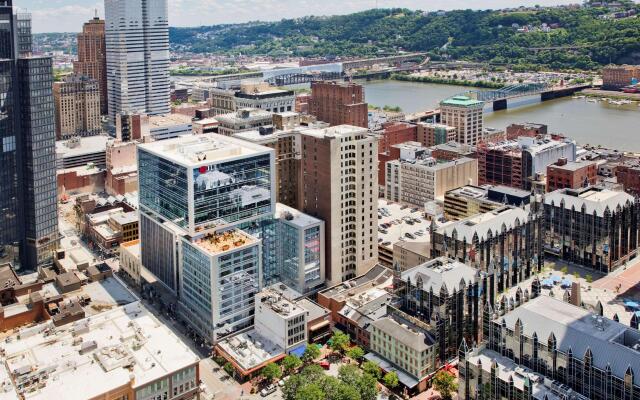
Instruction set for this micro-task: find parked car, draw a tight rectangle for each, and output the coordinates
[260,385,277,397]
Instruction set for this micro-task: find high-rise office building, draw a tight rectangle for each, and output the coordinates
[73,15,107,115]
[439,96,484,146]
[53,74,102,139]
[138,135,276,342]
[0,4,58,269]
[105,0,170,119]
[309,81,368,128]
[300,125,378,284]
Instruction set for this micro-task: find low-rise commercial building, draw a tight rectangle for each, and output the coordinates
[367,307,438,393]
[120,239,141,287]
[56,135,110,170]
[1,302,200,400]
[417,122,457,147]
[444,185,502,221]
[505,122,548,140]
[615,161,640,196]
[317,264,394,347]
[216,109,273,136]
[547,158,598,192]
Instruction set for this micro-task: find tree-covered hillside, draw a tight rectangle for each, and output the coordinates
[170,4,640,70]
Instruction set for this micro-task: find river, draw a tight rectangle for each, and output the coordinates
[362,80,640,151]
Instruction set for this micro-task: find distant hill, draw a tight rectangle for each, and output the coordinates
[169,5,640,70]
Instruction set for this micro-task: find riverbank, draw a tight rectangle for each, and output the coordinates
[580,88,640,102]
[391,73,505,89]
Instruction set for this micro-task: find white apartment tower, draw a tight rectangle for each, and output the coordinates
[105,0,170,119]
[301,125,379,285]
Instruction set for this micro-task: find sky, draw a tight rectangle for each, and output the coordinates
[25,0,578,33]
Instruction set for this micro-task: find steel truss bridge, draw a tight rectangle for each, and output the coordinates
[265,72,343,86]
[460,82,552,103]
[450,82,589,111]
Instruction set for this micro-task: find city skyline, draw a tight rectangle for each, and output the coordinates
[27,0,577,33]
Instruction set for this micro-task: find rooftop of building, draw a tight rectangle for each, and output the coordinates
[402,257,477,293]
[319,264,393,302]
[545,186,635,215]
[138,134,273,168]
[0,302,199,400]
[488,185,531,200]
[215,108,273,124]
[370,314,435,352]
[518,135,575,155]
[295,298,330,321]
[398,155,476,171]
[499,295,640,385]
[192,117,219,126]
[446,185,490,199]
[55,135,110,158]
[108,211,138,226]
[301,124,369,140]
[339,291,393,330]
[216,329,284,373]
[0,264,20,291]
[256,285,306,318]
[192,229,258,256]
[275,203,323,229]
[418,122,456,130]
[440,95,484,107]
[437,205,531,242]
[430,141,475,155]
[232,127,301,144]
[148,113,193,128]
[548,159,596,172]
[378,199,431,251]
[465,347,572,400]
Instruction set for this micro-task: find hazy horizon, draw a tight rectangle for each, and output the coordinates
[27,0,579,33]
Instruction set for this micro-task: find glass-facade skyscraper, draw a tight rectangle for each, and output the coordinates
[105,0,170,120]
[138,134,275,342]
[0,2,58,269]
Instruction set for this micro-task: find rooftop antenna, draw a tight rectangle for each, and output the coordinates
[94,8,98,19]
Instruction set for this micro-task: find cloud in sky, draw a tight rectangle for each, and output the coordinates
[24,0,576,33]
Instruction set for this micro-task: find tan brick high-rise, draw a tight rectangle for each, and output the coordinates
[74,16,107,115]
[53,75,101,139]
[309,81,368,128]
[300,125,378,285]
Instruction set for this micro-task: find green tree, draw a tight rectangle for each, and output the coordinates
[347,346,365,363]
[362,361,382,380]
[432,370,458,400]
[295,383,325,400]
[323,377,361,400]
[302,344,321,363]
[357,371,379,400]
[282,354,302,374]
[330,331,351,355]
[261,362,283,383]
[223,362,234,376]
[338,364,361,387]
[561,266,569,274]
[383,371,399,389]
[586,274,593,284]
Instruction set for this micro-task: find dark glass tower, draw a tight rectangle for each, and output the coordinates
[0,1,58,269]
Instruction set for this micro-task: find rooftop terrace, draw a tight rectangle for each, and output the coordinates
[192,229,257,256]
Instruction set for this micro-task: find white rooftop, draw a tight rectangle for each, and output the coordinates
[301,124,369,139]
[217,329,284,372]
[138,133,273,168]
[56,135,110,158]
[275,203,322,229]
[1,302,199,400]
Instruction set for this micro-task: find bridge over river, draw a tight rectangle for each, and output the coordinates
[454,82,592,111]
